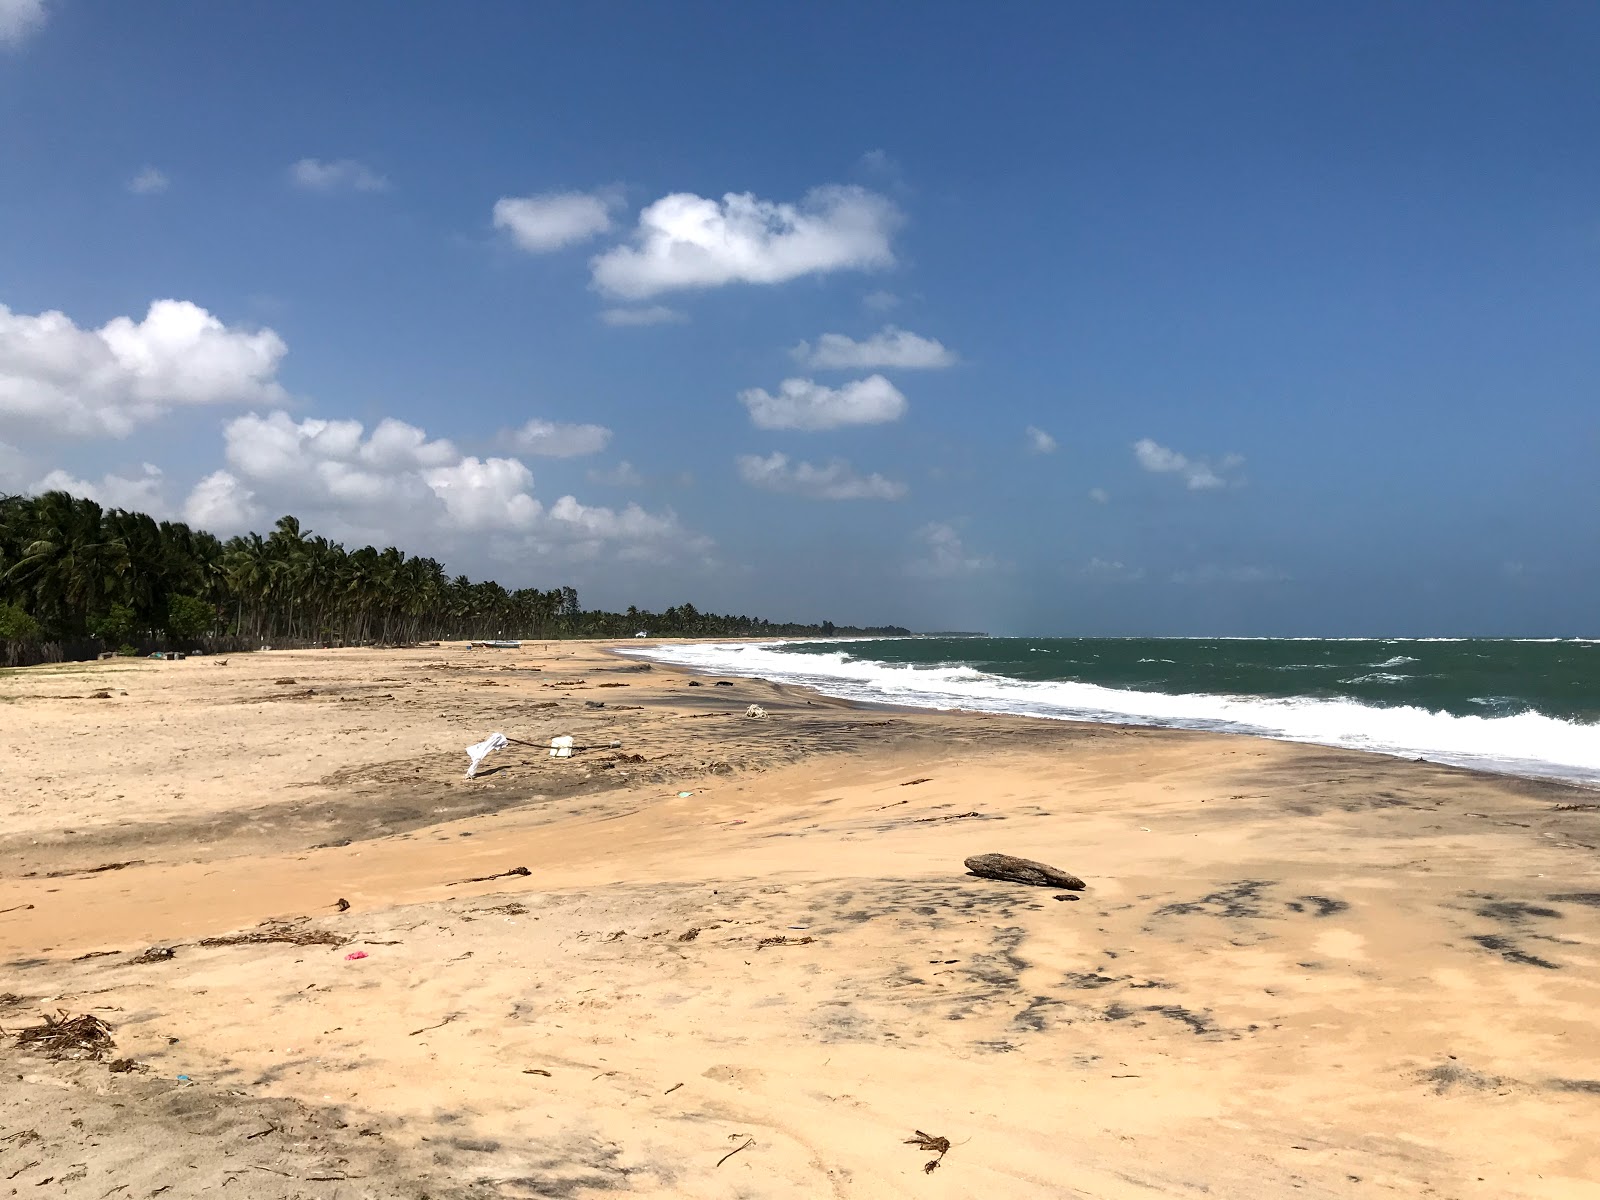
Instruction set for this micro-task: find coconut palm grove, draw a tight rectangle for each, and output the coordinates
[0,491,907,650]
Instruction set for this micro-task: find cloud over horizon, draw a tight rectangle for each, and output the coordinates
[0,299,288,438]
[591,185,899,299]
[507,419,613,458]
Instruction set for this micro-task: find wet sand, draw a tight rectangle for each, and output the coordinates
[1,642,1597,1198]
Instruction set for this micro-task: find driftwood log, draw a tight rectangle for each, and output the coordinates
[964,853,1085,890]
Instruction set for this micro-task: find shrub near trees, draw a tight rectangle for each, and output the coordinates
[0,492,908,647]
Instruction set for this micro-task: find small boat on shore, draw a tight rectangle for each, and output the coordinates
[469,639,522,650]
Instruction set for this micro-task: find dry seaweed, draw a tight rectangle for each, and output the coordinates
[716,1137,754,1167]
[904,1129,952,1173]
[677,927,701,942]
[198,923,347,949]
[8,1011,115,1061]
[129,946,176,965]
[756,935,815,950]
[456,866,531,885]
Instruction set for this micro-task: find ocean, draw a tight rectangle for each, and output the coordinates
[623,637,1600,787]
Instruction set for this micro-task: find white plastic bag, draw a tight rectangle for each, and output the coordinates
[548,735,575,758]
[465,732,509,778]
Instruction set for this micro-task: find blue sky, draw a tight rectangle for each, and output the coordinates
[2,1,1597,635]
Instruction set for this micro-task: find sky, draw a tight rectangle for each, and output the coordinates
[2,1,1598,636]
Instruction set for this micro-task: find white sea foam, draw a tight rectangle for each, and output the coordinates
[623,641,1600,787]
[1371,655,1420,668]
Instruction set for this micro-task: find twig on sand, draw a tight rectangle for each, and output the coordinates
[663,1082,683,1095]
[716,1138,754,1167]
[454,866,531,885]
[901,777,933,787]
[409,1014,459,1037]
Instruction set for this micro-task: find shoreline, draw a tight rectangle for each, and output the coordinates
[1,641,1597,1197]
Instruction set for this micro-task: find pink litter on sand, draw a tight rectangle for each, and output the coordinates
[344,950,368,961]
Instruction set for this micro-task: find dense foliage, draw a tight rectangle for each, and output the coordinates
[0,491,908,645]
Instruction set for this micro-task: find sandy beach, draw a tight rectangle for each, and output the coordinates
[1,642,1598,1199]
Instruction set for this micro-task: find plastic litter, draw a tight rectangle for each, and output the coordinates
[177,1074,191,1082]
[344,950,368,961]
[549,735,575,758]
[465,732,509,778]
[677,791,695,798]
[744,704,767,719]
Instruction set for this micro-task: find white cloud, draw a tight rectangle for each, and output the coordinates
[1133,438,1243,491]
[0,0,45,46]
[737,452,905,501]
[591,185,899,299]
[0,299,288,438]
[1025,426,1057,455]
[182,409,706,564]
[587,460,644,488]
[184,470,260,531]
[508,419,612,458]
[791,326,955,371]
[1079,557,1144,582]
[862,290,900,313]
[128,166,169,195]
[33,463,167,513]
[1088,487,1110,504]
[598,305,686,327]
[1170,564,1288,585]
[738,375,906,431]
[910,522,994,577]
[290,158,389,193]
[494,190,619,253]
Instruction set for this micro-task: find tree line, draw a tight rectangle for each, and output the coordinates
[0,491,908,648]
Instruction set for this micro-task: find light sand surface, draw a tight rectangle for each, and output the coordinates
[1,643,1598,1198]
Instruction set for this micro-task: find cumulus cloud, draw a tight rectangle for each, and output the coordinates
[598,305,686,327]
[494,189,619,252]
[587,460,644,488]
[1025,426,1057,455]
[910,522,995,577]
[591,185,899,299]
[791,326,955,371]
[183,469,260,531]
[127,166,169,195]
[1170,564,1288,585]
[508,419,612,458]
[290,158,389,193]
[0,0,45,46]
[737,452,905,501]
[33,463,168,513]
[181,409,706,564]
[0,299,288,438]
[738,375,906,431]
[1079,557,1144,582]
[1133,438,1243,491]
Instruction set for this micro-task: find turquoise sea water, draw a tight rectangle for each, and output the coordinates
[626,637,1600,786]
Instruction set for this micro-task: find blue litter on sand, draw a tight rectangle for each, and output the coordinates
[177,1074,191,1081]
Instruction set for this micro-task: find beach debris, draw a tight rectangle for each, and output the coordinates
[0,904,35,914]
[584,700,606,709]
[130,946,176,965]
[964,852,1086,891]
[664,1081,684,1095]
[687,680,702,687]
[714,681,734,687]
[913,811,990,823]
[274,678,297,685]
[45,859,143,878]
[550,734,575,757]
[7,1011,115,1061]
[88,689,113,699]
[756,935,815,950]
[677,928,701,942]
[901,777,933,787]
[334,898,351,912]
[523,1068,552,1076]
[744,704,768,719]
[1554,803,1600,812]
[198,922,347,949]
[597,682,630,688]
[465,731,510,778]
[456,866,531,885]
[408,1014,457,1036]
[716,1137,755,1168]
[107,1057,145,1074]
[904,1130,952,1173]
[344,951,369,961]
